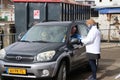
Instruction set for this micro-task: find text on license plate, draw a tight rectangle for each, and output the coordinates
[8,68,26,74]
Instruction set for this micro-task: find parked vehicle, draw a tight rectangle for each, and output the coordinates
[0,21,89,80]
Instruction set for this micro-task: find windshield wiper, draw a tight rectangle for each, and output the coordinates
[32,40,49,43]
[20,40,30,42]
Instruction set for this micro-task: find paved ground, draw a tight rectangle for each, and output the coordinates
[97,46,120,80]
[101,42,120,48]
[70,42,120,80]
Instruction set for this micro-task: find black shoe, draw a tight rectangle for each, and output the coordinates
[87,75,93,80]
[87,75,96,80]
[90,77,96,80]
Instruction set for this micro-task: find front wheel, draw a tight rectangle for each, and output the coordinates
[53,61,68,80]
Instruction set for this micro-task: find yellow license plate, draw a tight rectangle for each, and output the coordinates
[8,68,26,75]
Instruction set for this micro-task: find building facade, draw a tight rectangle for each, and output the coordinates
[0,0,14,21]
[93,0,120,42]
[95,0,119,7]
[0,0,13,9]
[75,0,95,6]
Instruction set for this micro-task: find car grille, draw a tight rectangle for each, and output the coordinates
[5,55,34,63]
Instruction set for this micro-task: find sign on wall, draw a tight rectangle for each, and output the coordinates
[33,10,40,19]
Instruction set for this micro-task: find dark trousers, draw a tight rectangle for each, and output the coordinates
[89,59,97,79]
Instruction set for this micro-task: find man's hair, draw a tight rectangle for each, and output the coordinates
[71,26,78,34]
[86,19,96,25]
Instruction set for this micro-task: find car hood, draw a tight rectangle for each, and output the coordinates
[5,42,64,56]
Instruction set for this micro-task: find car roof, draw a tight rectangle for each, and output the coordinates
[35,20,86,26]
[36,21,72,26]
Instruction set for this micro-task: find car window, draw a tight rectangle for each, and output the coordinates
[78,24,88,37]
[21,25,67,42]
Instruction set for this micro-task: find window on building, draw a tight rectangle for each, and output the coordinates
[100,0,102,2]
[88,1,92,4]
[91,8,99,17]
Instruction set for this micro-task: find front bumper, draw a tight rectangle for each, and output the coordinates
[0,60,57,79]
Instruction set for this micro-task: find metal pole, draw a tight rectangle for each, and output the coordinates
[108,24,111,42]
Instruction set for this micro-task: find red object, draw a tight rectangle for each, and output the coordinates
[13,0,64,2]
[12,0,82,4]
[13,0,88,6]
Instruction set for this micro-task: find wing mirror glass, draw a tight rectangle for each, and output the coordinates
[70,38,79,44]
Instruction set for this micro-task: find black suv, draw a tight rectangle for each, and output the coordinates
[0,21,88,80]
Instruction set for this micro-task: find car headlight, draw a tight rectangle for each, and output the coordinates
[37,51,55,61]
[0,49,6,59]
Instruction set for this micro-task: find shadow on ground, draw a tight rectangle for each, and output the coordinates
[97,59,120,80]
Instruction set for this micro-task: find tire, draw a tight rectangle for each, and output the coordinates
[54,61,68,80]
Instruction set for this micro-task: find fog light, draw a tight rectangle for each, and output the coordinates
[41,69,50,77]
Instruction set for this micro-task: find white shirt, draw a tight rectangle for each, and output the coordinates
[81,25,101,54]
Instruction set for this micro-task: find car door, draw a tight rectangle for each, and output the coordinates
[71,23,88,68]
[77,23,88,61]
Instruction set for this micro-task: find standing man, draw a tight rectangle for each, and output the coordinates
[81,19,101,80]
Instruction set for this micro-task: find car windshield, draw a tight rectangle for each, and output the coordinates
[21,25,67,43]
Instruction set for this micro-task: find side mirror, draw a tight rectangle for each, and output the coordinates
[70,38,83,46]
[18,32,25,41]
[70,38,79,44]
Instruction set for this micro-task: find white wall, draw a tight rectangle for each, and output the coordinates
[95,0,119,6]
[1,9,15,21]
[92,14,120,41]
